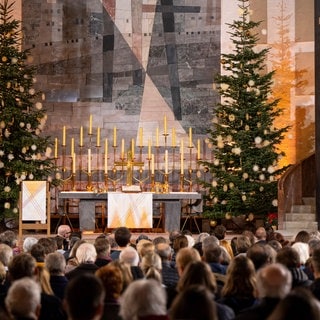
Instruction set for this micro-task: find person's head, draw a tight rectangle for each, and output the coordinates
[152,236,168,246]
[8,253,36,281]
[172,235,188,253]
[76,243,97,264]
[155,242,172,262]
[68,239,86,259]
[45,252,66,275]
[135,234,151,244]
[0,243,13,267]
[247,243,276,270]
[170,285,218,320]
[255,227,267,241]
[140,252,162,283]
[267,287,320,320]
[195,232,210,244]
[308,239,320,257]
[0,230,17,248]
[291,242,309,265]
[136,240,155,258]
[294,230,310,244]
[5,277,41,320]
[119,279,167,320]
[37,237,57,254]
[270,232,289,247]
[114,227,131,247]
[119,246,139,266]
[267,240,282,252]
[177,260,217,294]
[109,260,133,291]
[276,246,300,268]
[213,225,226,240]
[242,230,255,246]
[256,263,292,298]
[22,237,38,253]
[222,255,256,297]
[235,235,252,254]
[94,237,110,257]
[95,264,123,301]
[57,224,72,239]
[30,243,46,263]
[64,274,105,320]
[175,247,201,276]
[201,236,219,253]
[202,243,222,263]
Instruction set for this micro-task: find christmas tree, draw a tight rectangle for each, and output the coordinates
[0,0,56,222]
[199,0,289,221]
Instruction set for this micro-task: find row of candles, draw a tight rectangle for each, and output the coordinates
[54,115,202,176]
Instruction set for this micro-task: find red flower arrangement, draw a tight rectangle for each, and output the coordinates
[267,212,278,226]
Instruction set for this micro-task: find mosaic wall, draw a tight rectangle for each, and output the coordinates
[22,0,221,146]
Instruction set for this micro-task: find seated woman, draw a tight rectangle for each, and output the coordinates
[218,255,257,315]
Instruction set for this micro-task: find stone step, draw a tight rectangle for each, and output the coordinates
[283,221,318,231]
[303,197,316,206]
[291,204,315,214]
[285,213,316,222]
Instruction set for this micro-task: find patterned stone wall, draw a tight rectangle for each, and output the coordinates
[22,0,221,150]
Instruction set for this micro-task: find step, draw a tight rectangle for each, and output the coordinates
[291,205,315,214]
[283,221,318,231]
[285,213,316,222]
[303,197,316,206]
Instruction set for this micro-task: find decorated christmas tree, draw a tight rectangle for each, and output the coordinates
[199,0,289,222]
[0,0,56,222]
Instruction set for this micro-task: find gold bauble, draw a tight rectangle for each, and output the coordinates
[225,212,232,220]
[210,220,217,227]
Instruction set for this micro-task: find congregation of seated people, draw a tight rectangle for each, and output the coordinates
[1,225,320,319]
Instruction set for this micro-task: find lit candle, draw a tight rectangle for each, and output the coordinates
[151,154,155,174]
[148,139,151,159]
[70,138,74,157]
[88,148,91,173]
[172,128,176,147]
[54,138,58,158]
[121,139,125,158]
[131,138,135,158]
[189,127,192,147]
[104,138,108,173]
[139,127,143,147]
[156,127,159,147]
[164,115,167,135]
[89,114,92,135]
[96,127,100,147]
[180,139,184,174]
[113,126,117,146]
[165,149,168,174]
[181,150,184,174]
[72,152,76,174]
[62,126,66,146]
[80,126,83,147]
[197,139,201,159]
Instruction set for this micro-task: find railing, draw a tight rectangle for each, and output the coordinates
[278,153,315,229]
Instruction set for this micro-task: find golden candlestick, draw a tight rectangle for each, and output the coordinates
[104,173,109,192]
[71,173,76,191]
[163,173,169,193]
[180,173,184,192]
[86,172,94,191]
[151,173,155,192]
